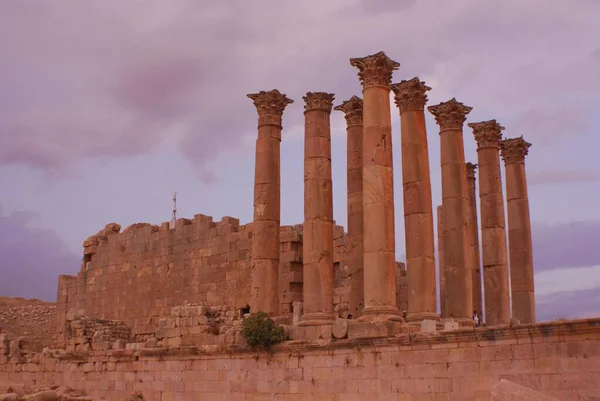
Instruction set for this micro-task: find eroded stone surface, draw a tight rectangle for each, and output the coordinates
[335,96,365,318]
[490,379,560,401]
[470,120,510,326]
[351,52,399,318]
[391,77,438,323]
[301,92,335,325]
[428,98,474,326]
[501,136,536,324]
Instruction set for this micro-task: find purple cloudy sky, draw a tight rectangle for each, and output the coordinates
[1,0,599,321]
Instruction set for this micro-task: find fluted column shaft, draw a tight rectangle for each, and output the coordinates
[335,96,364,317]
[501,137,536,323]
[391,78,438,322]
[350,51,400,317]
[466,163,483,317]
[437,205,447,318]
[301,92,335,325]
[428,98,474,327]
[247,90,293,316]
[470,120,510,325]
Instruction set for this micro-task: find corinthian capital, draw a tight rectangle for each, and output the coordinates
[303,92,335,113]
[391,77,431,112]
[247,89,294,127]
[466,162,477,179]
[427,98,473,131]
[349,51,400,89]
[500,136,531,165]
[468,120,505,149]
[334,96,363,127]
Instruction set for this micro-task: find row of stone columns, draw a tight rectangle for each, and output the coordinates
[437,130,535,325]
[246,51,535,326]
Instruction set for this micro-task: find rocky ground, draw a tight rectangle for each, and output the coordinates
[0,297,56,352]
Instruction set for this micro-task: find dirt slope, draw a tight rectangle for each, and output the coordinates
[0,297,56,352]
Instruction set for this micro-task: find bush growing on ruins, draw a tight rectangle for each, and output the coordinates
[241,312,286,350]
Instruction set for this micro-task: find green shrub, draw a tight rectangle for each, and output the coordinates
[241,312,286,350]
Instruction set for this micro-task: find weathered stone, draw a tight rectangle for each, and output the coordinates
[350,51,400,318]
[300,92,335,325]
[248,89,293,316]
[22,390,59,401]
[470,120,510,326]
[391,78,438,324]
[428,98,474,327]
[331,319,349,339]
[490,379,560,401]
[335,95,365,318]
[420,319,437,333]
[501,136,536,324]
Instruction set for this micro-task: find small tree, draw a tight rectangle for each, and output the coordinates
[241,312,286,350]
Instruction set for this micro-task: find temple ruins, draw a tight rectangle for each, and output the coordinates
[1,51,599,400]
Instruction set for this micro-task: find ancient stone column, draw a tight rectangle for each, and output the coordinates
[247,89,293,316]
[500,136,536,324]
[300,92,336,325]
[437,205,447,318]
[391,78,438,323]
[334,96,364,317]
[469,120,510,326]
[466,162,483,318]
[350,51,400,318]
[428,98,474,327]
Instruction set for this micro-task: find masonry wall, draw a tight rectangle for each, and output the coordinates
[56,214,388,343]
[2,320,600,401]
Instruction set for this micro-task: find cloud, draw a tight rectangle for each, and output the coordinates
[0,209,80,302]
[536,288,600,322]
[532,221,600,272]
[528,169,600,185]
[1,0,599,181]
[535,265,600,297]
[529,221,600,320]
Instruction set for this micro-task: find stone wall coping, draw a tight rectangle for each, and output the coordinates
[7,317,596,366]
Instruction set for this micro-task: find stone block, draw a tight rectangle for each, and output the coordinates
[347,320,418,339]
[443,320,459,331]
[290,325,332,341]
[490,379,560,401]
[332,319,349,339]
[292,302,303,326]
[421,319,437,333]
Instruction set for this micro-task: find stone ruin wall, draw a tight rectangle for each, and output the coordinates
[56,214,408,345]
[1,319,599,401]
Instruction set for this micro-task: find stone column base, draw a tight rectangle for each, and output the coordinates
[456,317,476,328]
[406,312,441,324]
[298,312,335,327]
[361,305,401,319]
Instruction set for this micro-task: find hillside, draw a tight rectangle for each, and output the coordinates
[0,297,56,352]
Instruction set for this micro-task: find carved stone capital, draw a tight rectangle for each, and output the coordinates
[468,119,505,149]
[500,136,531,165]
[303,92,335,113]
[247,89,294,127]
[428,98,473,131]
[349,51,400,89]
[334,96,363,127]
[391,77,431,112]
[466,162,477,180]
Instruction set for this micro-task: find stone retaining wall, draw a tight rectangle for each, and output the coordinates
[2,319,599,401]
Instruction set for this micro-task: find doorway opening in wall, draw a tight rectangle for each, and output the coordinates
[83,254,92,270]
[240,305,251,316]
